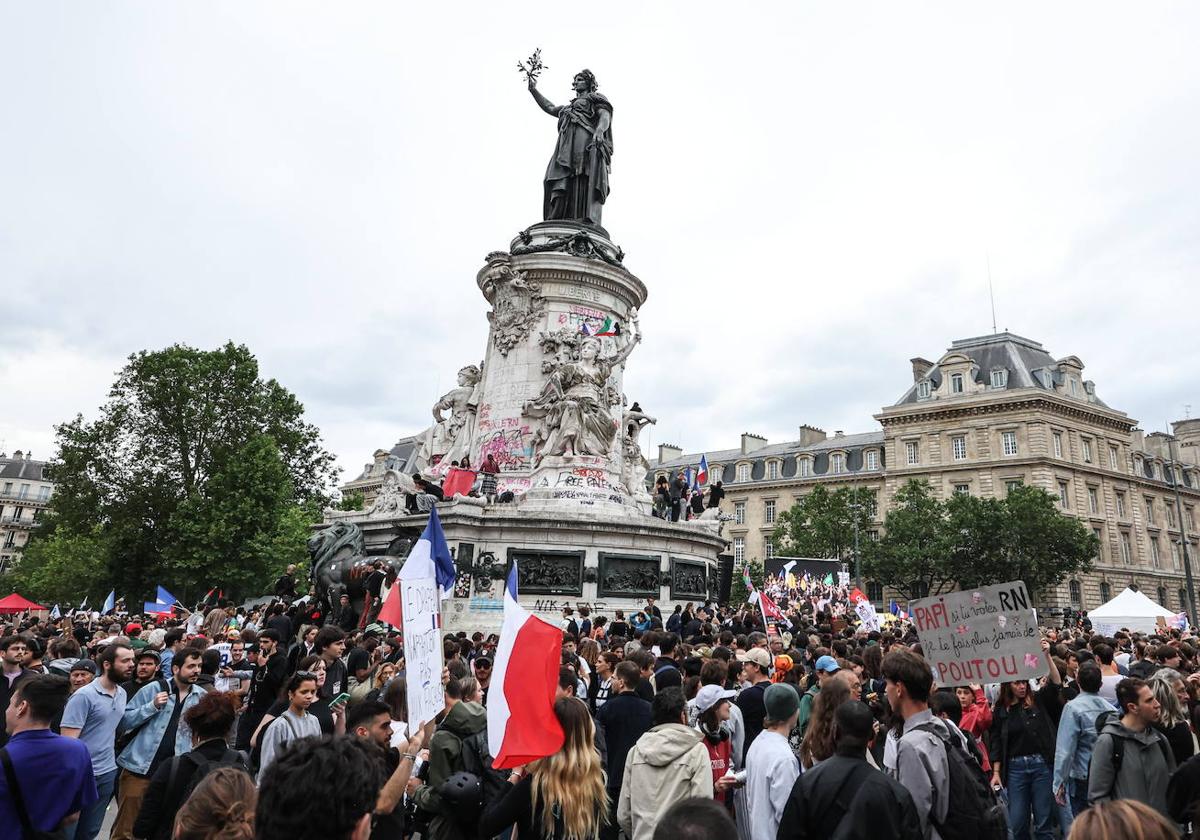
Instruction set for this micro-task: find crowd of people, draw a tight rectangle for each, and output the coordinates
[3,584,1200,840]
[651,472,724,521]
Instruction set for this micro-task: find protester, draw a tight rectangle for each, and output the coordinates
[1053,661,1111,824]
[1088,676,1176,818]
[257,671,323,781]
[597,660,653,840]
[796,655,840,739]
[125,649,161,698]
[172,766,257,840]
[112,647,207,840]
[619,686,714,840]
[408,684,488,840]
[799,675,852,769]
[744,683,801,840]
[735,648,772,762]
[882,649,951,840]
[1147,668,1195,766]
[0,634,31,748]
[134,690,249,840]
[653,797,737,840]
[1067,799,1180,840]
[692,683,738,812]
[60,641,134,840]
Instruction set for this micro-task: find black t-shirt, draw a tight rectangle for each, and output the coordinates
[608,621,629,639]
[322,658,348,698]
[249,653,288,713]
[634,679,654,703]
[347,648,371,680]
[366,571,386,599]
[149,685,194,775]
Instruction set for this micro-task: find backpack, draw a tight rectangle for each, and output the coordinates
[911,722,1009,840]
[167,749,250,806]
[1091,711,1172,798]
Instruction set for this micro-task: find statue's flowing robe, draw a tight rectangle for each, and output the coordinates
[544,92,613,226]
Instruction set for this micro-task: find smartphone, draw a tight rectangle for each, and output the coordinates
[330,692,351,708]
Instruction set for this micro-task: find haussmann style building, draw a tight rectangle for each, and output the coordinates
[0,450,53,574]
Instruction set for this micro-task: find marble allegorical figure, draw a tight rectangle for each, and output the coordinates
[420,364,482,469]
[620,400,656,497]
[523,313,640,465]
[528,69,613,227]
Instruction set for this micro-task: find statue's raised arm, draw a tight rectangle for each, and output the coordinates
[606,311,641,367]
[528,76,560,117]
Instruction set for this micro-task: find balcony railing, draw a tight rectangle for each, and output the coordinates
[0,490,50,504]
[0,517,38,528]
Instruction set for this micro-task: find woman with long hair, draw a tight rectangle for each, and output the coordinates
[383,675,410,748]
[1148,668,1196,766]
[172,767,257,840]
[256,670,323,780]
[479,696,608,840]
[988,644,1063,840]
[1067,799,1179,840]
[799,678,851,769]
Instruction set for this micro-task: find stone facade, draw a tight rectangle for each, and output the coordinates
[0,450,53,574]
[654,332,1200,613]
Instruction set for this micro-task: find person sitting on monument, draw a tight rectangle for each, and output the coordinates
[410,476,444,513]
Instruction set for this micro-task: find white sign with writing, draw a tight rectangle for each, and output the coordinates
[854,599,881,632]
[838,571,851,587]
[911,580,1046,687]
[400,576,444,733]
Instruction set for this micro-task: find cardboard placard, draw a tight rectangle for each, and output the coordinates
[400,576,445,732]
[911,580,1046,687]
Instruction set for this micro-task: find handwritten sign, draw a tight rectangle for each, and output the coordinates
[838,571,850,587]
[854,599,881,632]
[400,576,444,733]
[911,580,1046,687]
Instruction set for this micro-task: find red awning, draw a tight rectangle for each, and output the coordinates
[0,592,49,614]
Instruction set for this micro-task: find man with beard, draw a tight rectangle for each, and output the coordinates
[235,629,286,750]
[123,650,162,698]
[61,642,135,840]
[111,649,207,840]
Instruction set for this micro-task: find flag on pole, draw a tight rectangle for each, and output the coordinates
[377,580,404,628]
[889,600,899,616]
[156,586,178,607]
[402,507,457,599]
[487,563,566,769]
[78,598,88,610]
[594,316,620,337]
[696,455,709,486]
[102,591,115,615]
[743,566,757,604]
[50,604,61,620]
[143,602,173,616]
[822,573,834,586]
[759,592,786,623]
[780,560,797,579]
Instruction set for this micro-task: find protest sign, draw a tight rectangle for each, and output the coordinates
[837,571,850,587]
[854,599,881,632]
[911,580,1046,687]
[400,572,445,733]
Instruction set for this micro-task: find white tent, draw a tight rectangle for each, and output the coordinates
[1088,587,1176,634]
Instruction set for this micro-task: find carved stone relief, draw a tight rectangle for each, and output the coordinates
[483,265,547,356]
[597,553,662,598]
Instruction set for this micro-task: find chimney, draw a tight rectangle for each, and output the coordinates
[1173,419,1200,448]
[797,425,827,446]
[911,358,933,383]
[658,443,683,464]
[25,451,30,461]
[834,430,844,438]
[12,450,22,461]
[740,433,767,455]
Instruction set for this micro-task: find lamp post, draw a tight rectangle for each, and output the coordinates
[1167,434,1197,623]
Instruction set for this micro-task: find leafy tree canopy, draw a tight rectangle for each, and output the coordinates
[19,342,336,605]
[337,490,365,511]
[772,484,875,562]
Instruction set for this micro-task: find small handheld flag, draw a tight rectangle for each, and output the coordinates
[401,507,457,600]
[594,316,620,337]
[696,455,709,486]
[102,590,115,615]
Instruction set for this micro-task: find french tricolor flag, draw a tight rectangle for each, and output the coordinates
[486,563,565,769]
[696,454,709,486]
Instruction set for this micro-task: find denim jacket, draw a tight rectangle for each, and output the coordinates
[1052,691,1115,790]
[116,681,208,776]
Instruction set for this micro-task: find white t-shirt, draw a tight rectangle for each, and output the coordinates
[744,729,800,840]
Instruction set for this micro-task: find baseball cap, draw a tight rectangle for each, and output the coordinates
[693,684,736,715]
[125,623,143,635]
[744,648,772,670]
[764,683,800,721]
[815,655,841,673]
[136,649,161,662]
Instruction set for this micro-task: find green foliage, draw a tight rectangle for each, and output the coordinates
[336,490,365,511]
[6,525,112,606]
[731,559,764,605]
[24,342,337,604]
[863,479,1099,601]
[772,485,875,561]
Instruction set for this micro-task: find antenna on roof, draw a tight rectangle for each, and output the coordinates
[987,253,998,335]
[1187,404,1193,420]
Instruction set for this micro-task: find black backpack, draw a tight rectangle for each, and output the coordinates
[168,749,250,807]
[911,722,1009,840]
[1091,711,1172,798]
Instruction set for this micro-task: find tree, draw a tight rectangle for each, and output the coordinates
[771,485,875,561]
[862,480,954,600]
[336,490,365,511]
[6,525,112,607]
[27,342,337,604]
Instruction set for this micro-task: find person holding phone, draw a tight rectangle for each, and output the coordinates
[250,656,347,753]
[257,671,323,780]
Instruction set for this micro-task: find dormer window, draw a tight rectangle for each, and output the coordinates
[736,463,750,483]
[990,369,1008,388]
[950,373,964,394]
[830,453,845,474]
[865,449,879,471]
[1070,378,1079,396]
[799,457,812,477]
[766,460,779,480]
[917,381,931,400]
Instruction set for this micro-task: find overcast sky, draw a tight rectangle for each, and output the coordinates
[3,3,1199,486]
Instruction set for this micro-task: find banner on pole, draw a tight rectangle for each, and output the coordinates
[910,580,1046,687]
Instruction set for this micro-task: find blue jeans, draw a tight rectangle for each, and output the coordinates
[1005,754,1055,840]
[66,767,118,840]
[1068,777,1089,817]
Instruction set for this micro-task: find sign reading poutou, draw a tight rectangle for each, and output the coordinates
[400,575,444,732]
[911,580,1046,687]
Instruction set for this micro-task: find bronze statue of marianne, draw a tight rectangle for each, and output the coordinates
[527,69,613,227]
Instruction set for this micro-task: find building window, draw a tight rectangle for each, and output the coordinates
[990,369,1006,388]
[1002,431,1018,456]
[1070,378,1079,396]
[1172,542,1182,569]
[1150,538,1161,568]
[865,450,878,471]
[1093,527,1104,561]
[1116,492,1127,518]
[2,533,14,549]
[1088,487,1099,515]
[1005,479,1024,493]
[1,482,10,495]
[765,539,775,559]
[799,458,811,477]
[1053,432,1063,459]
[1167,504,1177,528]
[830,453,844,474]
[36,486,48,501]
[17,484,28,499]
[1145,497,1156,525]
[11,507,23,523]
[734,537,745,564]
[1120,531,1133,564]
[866,530,880,541]
[917,381,931,400]
[867,581,884,602]
[736,464,750,483]
[905,441,920,466]
[952,436,967,461]
[1082,439,1093,463]
[950,373,964,394]
[1159,586,1169,607]
[734,502,746,525]
[764,500,776,524]
[1100,582,1112,601]
[1188,506,1197,529]
[954,483,970,495]
[1181,589,1190,612]
[766,460,778,480]
[1110,445,1119,471]
[1069,580,1082,606]
[1058,481,1070,509]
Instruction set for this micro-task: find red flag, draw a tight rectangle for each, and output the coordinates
[759,592,786,622]
[850,588,867,604]
[377,583,403,628]
[443,468,477,498]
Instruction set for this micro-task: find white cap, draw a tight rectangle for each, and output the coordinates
[693,683,736,715]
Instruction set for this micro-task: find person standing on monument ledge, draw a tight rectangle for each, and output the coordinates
[528,69,613,227]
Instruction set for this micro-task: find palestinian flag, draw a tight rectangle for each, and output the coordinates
[594,316,620,337]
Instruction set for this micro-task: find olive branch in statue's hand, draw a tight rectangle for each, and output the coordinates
[517,48,547,86]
